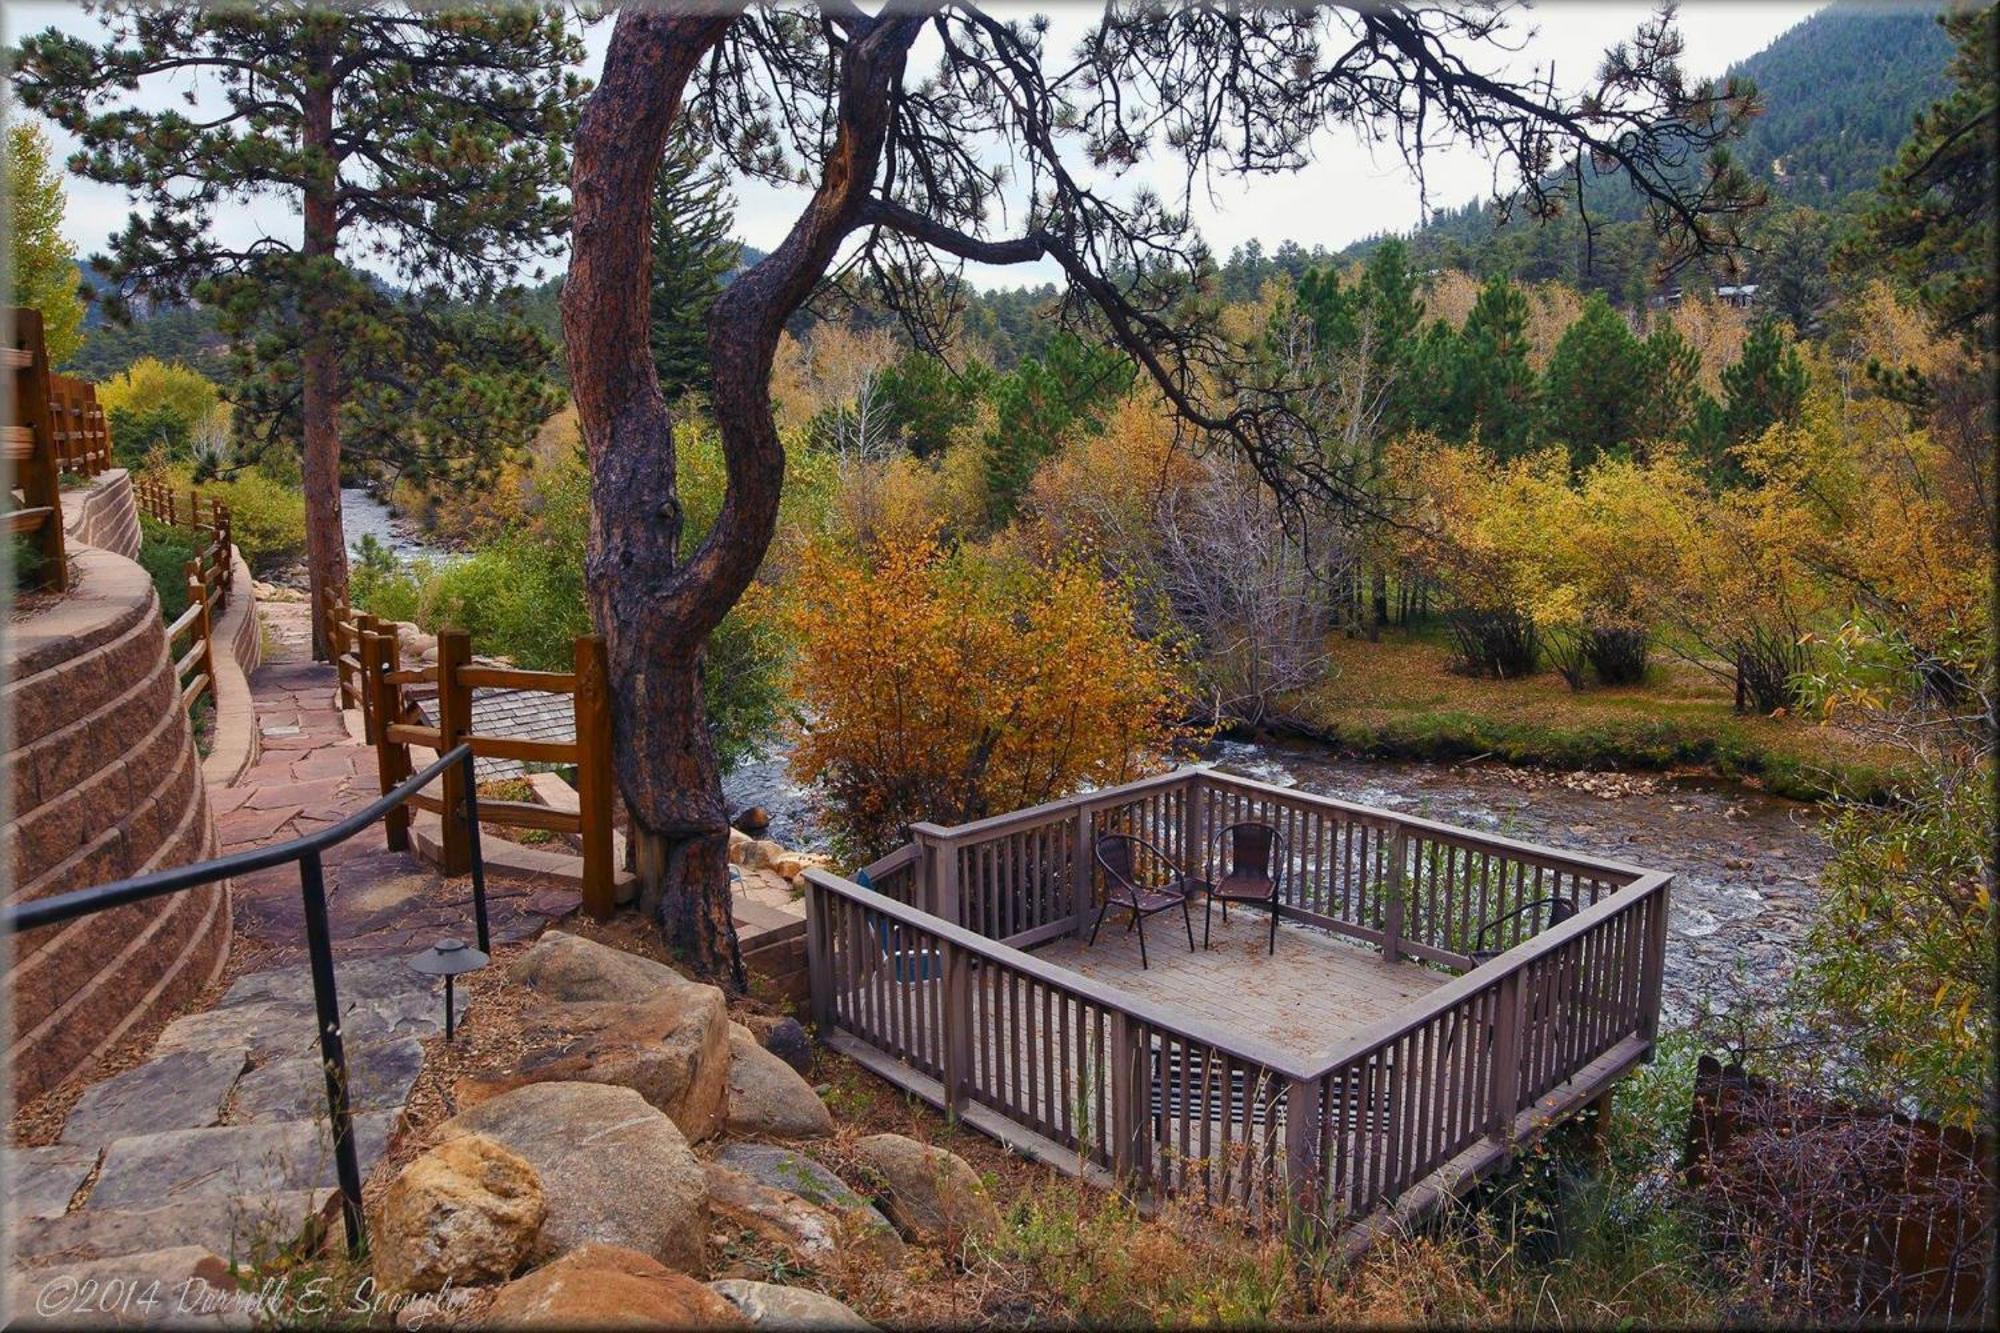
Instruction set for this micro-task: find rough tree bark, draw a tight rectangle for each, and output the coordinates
[301,39,345,662]
[563,6,920,986]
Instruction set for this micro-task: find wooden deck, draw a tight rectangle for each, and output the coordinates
[1035,907,1450,1066]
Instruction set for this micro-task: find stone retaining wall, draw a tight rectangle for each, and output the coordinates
[2,545,230,1102]
[59,467,140,561]
[203,548,263,787]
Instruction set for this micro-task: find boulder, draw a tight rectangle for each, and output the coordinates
[851,1134,999,1249]
[728,829,755,865]
[769,851,830,882]
[455,989,730,1142]
[439,1083,706,1272]
[372,1135,545,1296]
[702,1164,839,1263]
[506,931,687,1003]
[712,1144,901,1264]
[483,1245,745,1329]
[708,1280,873,1330]
[725,1027,832,1141]
[740,840,786,873]
[733,807,771,835]
[750,1016,814,1077]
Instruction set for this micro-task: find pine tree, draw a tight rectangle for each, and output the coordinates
[1629,323,1702,457]
[878,352,989,459]
[982,332,1133,524]
[1454,276,1538,457]
[1541,293,1646,468]
[1721,316,1810,447]
[649,129,739,402]
[13,5,582,656]
[6,122,85,366]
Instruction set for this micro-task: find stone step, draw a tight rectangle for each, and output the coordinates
[4,1145,100,1220]
[60,1047,250,1147]
[85,1112,396,1212]
[231,1036,424,1124]
[10,1190,332,1268]
[6,1245,250,1329]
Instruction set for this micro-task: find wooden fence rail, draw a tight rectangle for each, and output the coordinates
[342,609,616,919]
[811,765,1671,1245]
[135,476,235,614]
[165,567,218,717]
[6,308,69,592]
[47,371,112,476]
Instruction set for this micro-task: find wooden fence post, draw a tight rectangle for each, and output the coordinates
[574,634,614,921]
[941,938,970,1120]
[435,629,473,876]
[1638,878,1669,1048]
[354,613,379,742]
[1071,803,1094,938]
[1284,1076,1323,1235]
[374,630,412,852]
[10,308,68,592]
[1179,768,1205,884]
[1109,1011,1140,1184]
[1383,822,1408,964]
[805,877,834,1035]
[1487,968,1525,1145]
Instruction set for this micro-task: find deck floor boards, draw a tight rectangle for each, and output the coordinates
[1034,906,1451,1066]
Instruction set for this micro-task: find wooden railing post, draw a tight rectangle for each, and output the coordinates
[1179,768,1206,885]
[574,634,614,921]
[1383,822,1408,964]
[373,631,413,852]
[435,628,473,876]
[1638,878,1669,1049]
[911,823,961,926]
[1284,1076,1323,1234]
[10,307,68,592]
[805,878,835,1036]
[1109,1011,1145,1186]
[1487,968,1525,1145]
[941,938,971,1120]
[353,613,379,742]
[1071,802,1094,938]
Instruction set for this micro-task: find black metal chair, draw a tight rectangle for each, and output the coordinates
[1089,833,1197,969]
[1201,821,1284,955]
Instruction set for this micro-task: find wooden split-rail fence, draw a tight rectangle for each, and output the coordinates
[806,765,1671,1246]
[135,478,238,722]
[6,307,105,592]
[322,590,617,919]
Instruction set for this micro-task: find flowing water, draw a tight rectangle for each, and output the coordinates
[340,486,458,565]
[722,735,1831,1021]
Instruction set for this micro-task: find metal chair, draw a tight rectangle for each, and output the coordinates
[1089,833,1197,969]
[1469,895,1577,965]
[1201,821,1284,955]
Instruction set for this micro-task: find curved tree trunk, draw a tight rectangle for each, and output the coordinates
[563,5,919,987]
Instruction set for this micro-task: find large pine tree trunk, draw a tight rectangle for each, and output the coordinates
[300,51,345,661]
[564,8,914,984]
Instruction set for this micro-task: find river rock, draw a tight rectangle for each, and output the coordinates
[734,807,772,835]
[438,1083,707,1272]
[483,1245,745,1329]
[851,1134,999,1248]
[455,989,730,1142]
[506,931,688,1003]
[708,1280,873,1330]
[372,1135,545,1296]
[725,1027,832,1141]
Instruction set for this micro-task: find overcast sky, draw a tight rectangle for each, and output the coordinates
[9,1,1822,291]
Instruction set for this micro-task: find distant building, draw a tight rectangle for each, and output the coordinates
[1715,284,1760,308]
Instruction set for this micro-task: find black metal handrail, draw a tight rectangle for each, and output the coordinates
[2,742,489,1255]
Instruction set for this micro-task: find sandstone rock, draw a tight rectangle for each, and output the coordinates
[727,828,754,864]
[506,930,687,1003]
[769,851,830,882]
[483,1245,745,1329]
[851,1134,999,1248]
[724,1028,831,1141]
[712,1144,901,1264]
[740,840,786,873]
[455,988,729,1142]
[708,1280,873,1330]
[702,1164,838,1263]
[373,1135,545,1296]
[438,1083,706,1271]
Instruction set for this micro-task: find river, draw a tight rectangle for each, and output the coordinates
[340,486,458,565]
[723,735,1830,1023]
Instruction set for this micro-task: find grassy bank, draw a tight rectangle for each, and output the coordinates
[1282,631,1905,803]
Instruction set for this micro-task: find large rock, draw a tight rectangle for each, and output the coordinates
[708,1280,873,1330]
[483,1245,745,1329]
[438,1083,706,1272]
[851,1134,999,1249]
[712,1144,901,1263]
[506,931,686,1003]
[456,989,730,1142]
[373,1135,545,1296]
[702,1164,839,1264]
[745,1016,814,1076]
[725,1026,832,1141]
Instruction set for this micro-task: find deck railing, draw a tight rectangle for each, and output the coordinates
[811,764,1670,1242]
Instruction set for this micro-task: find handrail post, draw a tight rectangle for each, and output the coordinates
[1383,822,1407,964]
[1109,1011,1145,1187]
[374,631,412,852]
[805,879,834,1036]
[435,629,473,876]
[1638,877,1669,1050]
[354,613,379,744]
[1487,967,1524,1146]
[461,744,490,952]
[1284,1076,1323,1238]
[574,634,614,921]
[941,938,970,1120]
[1179,767,1206,887]
[297,849,365,1256]
[911,823,960,927]
[1071,802,1093,939]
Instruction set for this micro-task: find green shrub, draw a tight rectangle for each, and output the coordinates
[136,514,197,621]
[139,461,306,575]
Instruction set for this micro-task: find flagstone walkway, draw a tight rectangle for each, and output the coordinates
[210,600,579,963]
